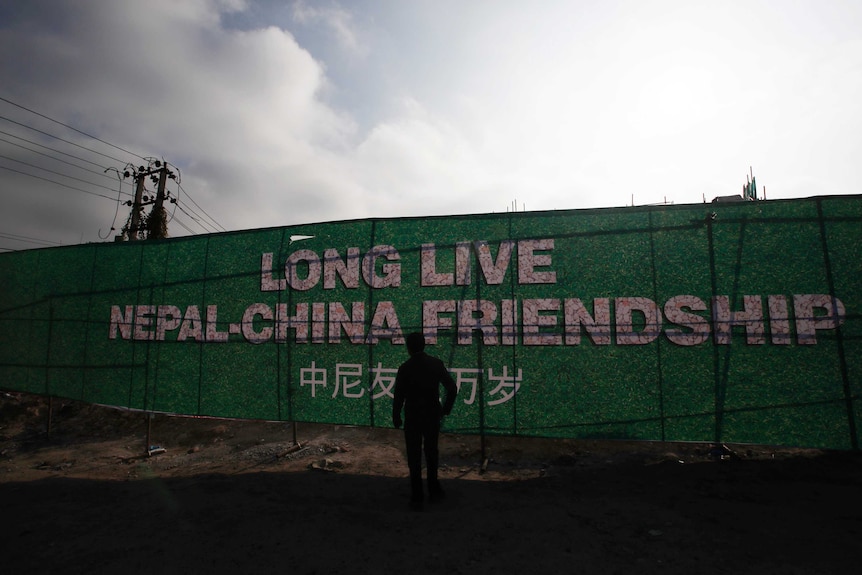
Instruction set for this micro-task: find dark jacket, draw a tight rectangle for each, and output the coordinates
[392,351,457,424]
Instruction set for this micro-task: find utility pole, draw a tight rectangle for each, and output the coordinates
[118,159,176,241]
[127,170,147,241]
[147,165,169,240]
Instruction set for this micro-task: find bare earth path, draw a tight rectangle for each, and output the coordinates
[1,393,860,574]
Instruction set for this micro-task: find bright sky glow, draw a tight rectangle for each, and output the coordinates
[1,0,860,248]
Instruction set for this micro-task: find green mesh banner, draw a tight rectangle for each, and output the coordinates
[1,196,859,449]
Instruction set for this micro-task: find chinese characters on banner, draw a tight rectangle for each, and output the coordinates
[300,361,522,406]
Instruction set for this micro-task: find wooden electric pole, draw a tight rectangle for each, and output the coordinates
[120,160,175,241]
[128,169,147,241]
[147,166,169,240]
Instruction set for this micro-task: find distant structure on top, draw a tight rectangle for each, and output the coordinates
[712,167,762,203]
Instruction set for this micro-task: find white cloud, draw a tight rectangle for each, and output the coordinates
[0,0,363,241]
[349,98,486,216]
[0,0,860,250]
[291,0,367,58]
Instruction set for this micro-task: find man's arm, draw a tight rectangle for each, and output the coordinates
[392,367,405,428]
[438,361,457,416]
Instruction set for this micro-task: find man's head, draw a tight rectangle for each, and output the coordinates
[406,332,426,355]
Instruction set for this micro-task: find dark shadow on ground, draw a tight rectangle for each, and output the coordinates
[2,452,861,575]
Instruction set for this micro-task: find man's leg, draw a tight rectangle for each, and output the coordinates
[403,423,424,506]
[423,419,443,498]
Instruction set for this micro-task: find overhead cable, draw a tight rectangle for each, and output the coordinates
[0,136,120,183]
[0,95,146,161]
[0,231,62,247]
[0,153,131,196]
[0,114,128,165]
[177,182,226,232]
[0,164,121,201]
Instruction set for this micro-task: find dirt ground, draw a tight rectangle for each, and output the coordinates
[1,392,860,574]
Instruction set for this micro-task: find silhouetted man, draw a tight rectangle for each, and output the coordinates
[392,332,457,510]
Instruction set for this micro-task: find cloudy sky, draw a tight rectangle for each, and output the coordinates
[1,0,860,250]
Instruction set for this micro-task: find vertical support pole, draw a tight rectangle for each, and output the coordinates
[45,303,54,438]
[146,413,153,456]
[129,172,145,241]
[705,212,722,444]
[147,166,169,240]
[154,166,167,211]
[476,282,487,470]
[47,396,53,438]
[816,199,857,450]
[648,210,666,441]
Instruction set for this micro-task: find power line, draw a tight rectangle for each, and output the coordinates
[0,97,226,240]
[0,231,62,247]
[0,136,119,183]
[0,113,129,165]
[0,153,130,196]
[0,130,115,174]
[0,164,120,201]
[0,95,146,161]
[169,213,197,236]
[177,182,226,232]
[174,201,218,234]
